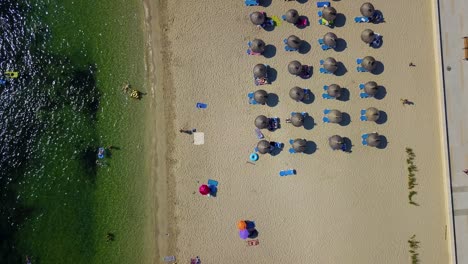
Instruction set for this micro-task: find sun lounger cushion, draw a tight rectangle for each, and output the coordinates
[316,2,330,8]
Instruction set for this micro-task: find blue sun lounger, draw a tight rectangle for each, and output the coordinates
[356,58,363,64]
[360,114,368,121]
[322,93,334,99]
[196,102,207,109]
[357,67,368,72]
[360,92,369,98]
[323,116,330,123]
[255,128,264,139]
[248,92,258,105]
[359,83,365,90]
[323,108,331,115]
[279,169,296,176]
[284,39,298,52]
[320,68,332,74]
[316,1,330,7]
[362,133,369,139]
[317,39,331,50]
[245,0,259,6]
[354,16,369,23]
[0,79,6,85]
[208,179,218,197]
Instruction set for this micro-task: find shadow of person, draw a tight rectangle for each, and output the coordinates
[266,93,279,107]
[375,111,387,125]
[339,112,351,126]
[303,116,315,130]
[263,44,276,59]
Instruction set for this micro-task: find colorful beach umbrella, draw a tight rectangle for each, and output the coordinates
[366,133,381,147]
[237,221,247,230]
[361,56,376,71]
[254,89,268,104]
[328,109,342,123]
[253,64,267,78]
[250,12,265,25]
[360,2,375,18]
[257,140,272,154]
[323,32,337,47]
[289,86,305,101]
[239,229,249,239]
[322,6,337,22]
[291,113,304,127]
[365,107,380,122]
[364,81,378,96]
[327,84,341,98]
[199,184,210,195]
[255,115,269,129]
[287,35,302,49]
[292,139,307,153]
[251,39,266,53]
[361,29,375,44]
[285,9,299,24]
[328,135,343,150]
[288,61,302,75]
[323,57,338,73]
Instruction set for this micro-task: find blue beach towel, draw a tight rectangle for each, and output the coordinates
[316,1,330,8]
[196,102,207,109]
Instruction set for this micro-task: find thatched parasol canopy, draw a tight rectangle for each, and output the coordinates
[327,84,341,98]
[291,113,304,127]
[289,87,305,101]
[361,56,376,71]
[360,2,375,18]
[364,81,378,96]
[361,29,375,44]
[254,90,268,104]
[323,32,337,47]
[250,39,266,53]
[250,12,265,25]
[292,139,307,153]
[255,115,269,129]
[365,107,380,122]
[288,61,302,75]
[253,64,267,78]
[323,57,338,73]
[322,6,337,21]
[328,109,342,123]
[366,133,381,147]
[257,140,271,154]
[285,9,299,24]
[328,135,343,150]
[287,35,302,49]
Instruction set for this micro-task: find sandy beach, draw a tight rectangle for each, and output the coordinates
[147,0,454,263]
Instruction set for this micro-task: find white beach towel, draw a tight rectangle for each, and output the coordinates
[193,132,204,145]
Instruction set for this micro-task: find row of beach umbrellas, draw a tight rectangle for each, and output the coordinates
[250,3,377,25]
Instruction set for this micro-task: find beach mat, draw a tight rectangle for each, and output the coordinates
[163,256,176,262]
[193,132,204,145]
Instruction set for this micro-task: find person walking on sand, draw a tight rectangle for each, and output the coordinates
[463,169,468,175]
[400,98,411,106]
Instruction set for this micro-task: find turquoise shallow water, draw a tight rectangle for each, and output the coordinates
[0,0,149,263]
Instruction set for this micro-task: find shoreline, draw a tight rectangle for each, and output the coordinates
[143,0,177,262]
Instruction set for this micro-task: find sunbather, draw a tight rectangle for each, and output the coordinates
[255,77,269,85]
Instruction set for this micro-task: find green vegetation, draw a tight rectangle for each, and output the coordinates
[408,234,420,264]
[406,147,419,206]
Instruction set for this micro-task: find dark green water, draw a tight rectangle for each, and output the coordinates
[1,0,150,263]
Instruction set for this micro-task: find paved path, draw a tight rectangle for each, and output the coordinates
[438,0,467,262]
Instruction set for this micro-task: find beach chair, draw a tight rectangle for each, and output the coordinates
[356,58,363,64]
[360,92,369,98]
[320,68,332,74]
[316,1,330,7]
[361,133,369,139]
[323,109,331,114]
[279,169,296,176]
[289,139,294,145]
[321,44,331,51]
[362,140,368,146]
[0,79,6,85]
[255,128,264,139]
[208,179,218,197]
[359,83,365,89]
[284,45,298,52]
[245,0,259,6]
[356,67,367,72]
[281,15,287,21]
[323,85,328,91]
[196,102,207,109]
[323,116,330,123]
[288,148,296,154]
[354,16,369,23]
[360,109,366,115]
[322,93,334,99]
[318,11,323,17]
[248,92,258,105]
[360,115,368,121]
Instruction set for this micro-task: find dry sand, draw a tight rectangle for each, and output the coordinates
[148,0,453,263]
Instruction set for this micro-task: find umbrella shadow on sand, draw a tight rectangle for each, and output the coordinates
[263,44,276,59]
[303,141,317,154]
[374,85,387,100]
[266,93,279,107]
[298,40,311,54]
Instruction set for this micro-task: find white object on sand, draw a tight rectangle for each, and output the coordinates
[193,132,204,145]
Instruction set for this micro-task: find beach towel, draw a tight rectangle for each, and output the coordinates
[271,16,281,26]
[196,102,207,109]
[193,132,204,145]
[255,128,264,139]
[163,256,176,262]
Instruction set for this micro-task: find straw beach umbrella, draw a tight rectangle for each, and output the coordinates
[254,90,268,104]
[328,109,342,123]
[255,115,269,129]
[361,29,375,44]
[365,107,380,122]
[361,56,376,71]
[285,9,299,24]
[364,81,378,96]
[360,3,375,18]
[289,87,305,101]
[366,133,381,147]
[288,61,302,75]
[322,6,337,22]
[287,35,302,49]
[323,32,337,47]
[257,140,272,154]
[292,139,307,153]
[291,113,304,127]
[323,57,338,73]
[253,64,267,78]
[328,135,343,150]
[250,39,266,53]
[250,12,265,25]
[327,84,341,98]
